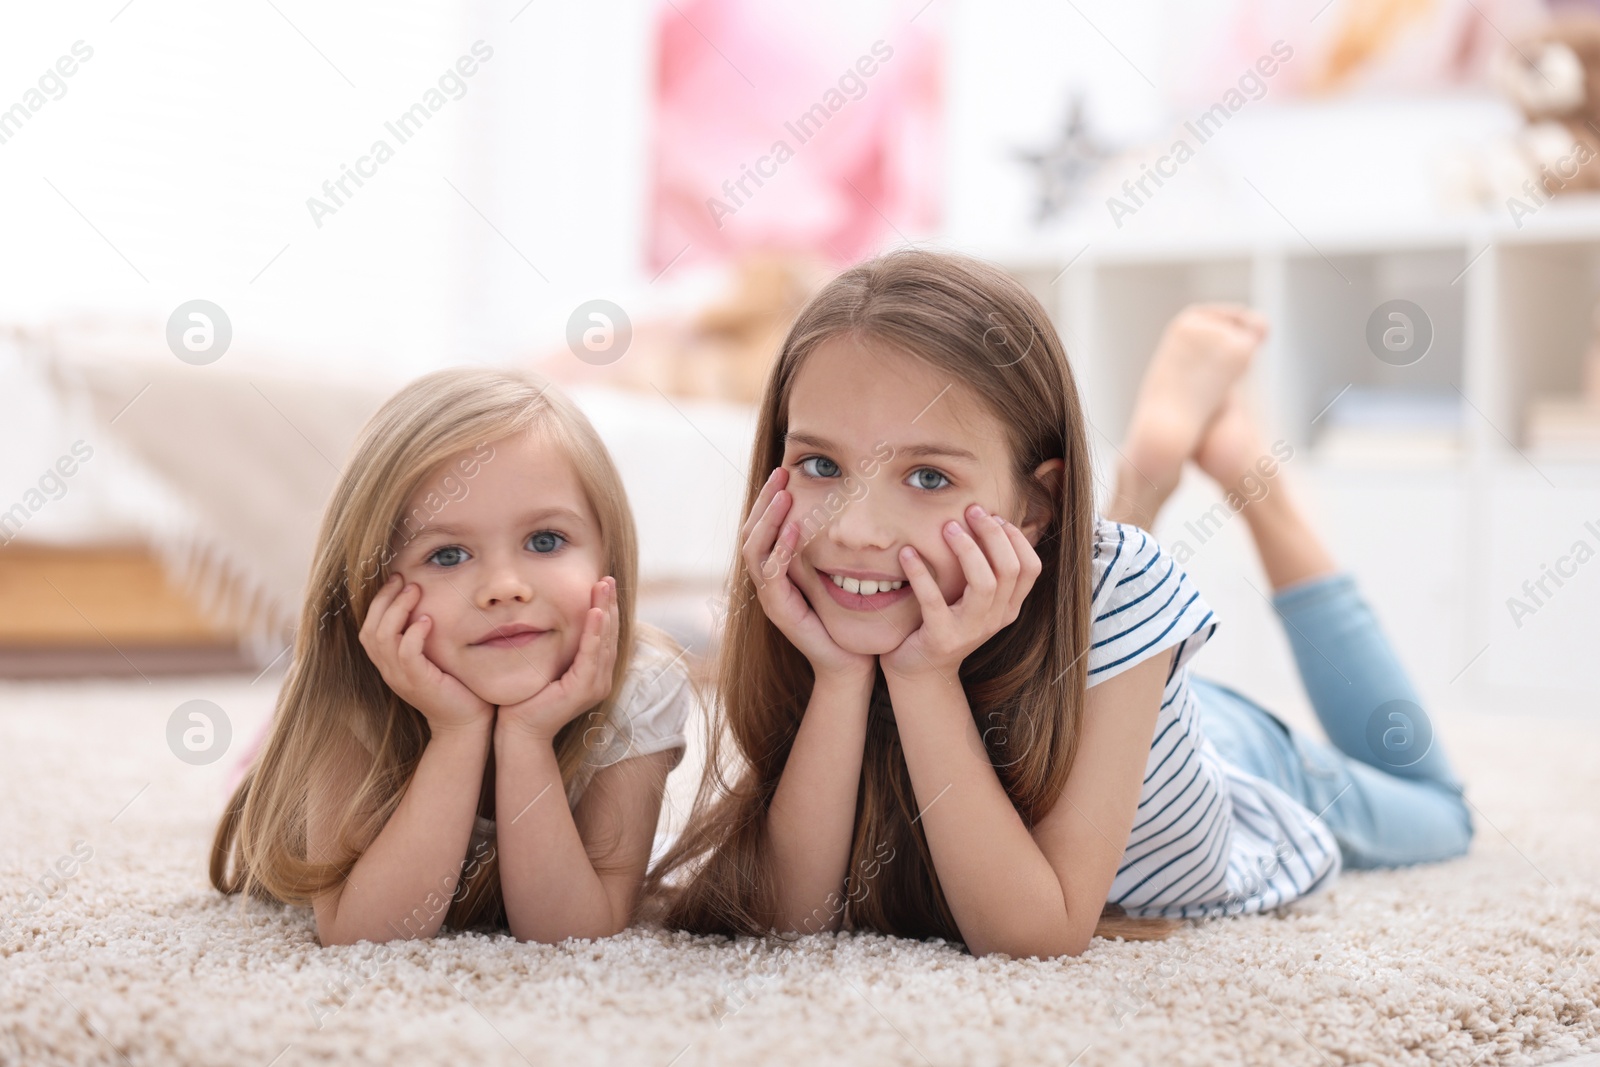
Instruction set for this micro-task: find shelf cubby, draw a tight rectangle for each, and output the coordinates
[1493,237,1600,452]
[1277,247,1468,455]
[1078,257,1253,447]
[989,202,1600,711]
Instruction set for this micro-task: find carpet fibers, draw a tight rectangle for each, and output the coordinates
[1,675,1597,1067]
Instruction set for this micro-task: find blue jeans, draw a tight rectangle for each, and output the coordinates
[1192,571,1475,870]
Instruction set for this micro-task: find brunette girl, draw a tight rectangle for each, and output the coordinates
[648,250,1472,957]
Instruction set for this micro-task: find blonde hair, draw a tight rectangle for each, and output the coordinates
[645,249,1180,947]
[211,366,660,931]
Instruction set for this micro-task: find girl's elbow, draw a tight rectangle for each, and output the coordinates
[317,913,428,947]
[314,913,356,947]
[971,939,1088,961]
[510,917,629,945]
[963,895,1089,959]
[316,925,372,948]
[967,925,1089,961]
[593,911,635,940]
[1057,934,1093,959]
[508,919,560,945]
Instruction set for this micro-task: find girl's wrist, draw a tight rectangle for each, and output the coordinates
[883,670,977,749]
[882,664,962,698]
[426,717,494,752]
[812,662,877,698]
[493,716,560,749]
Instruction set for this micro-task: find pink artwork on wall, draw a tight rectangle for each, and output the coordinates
[647,0,941,271]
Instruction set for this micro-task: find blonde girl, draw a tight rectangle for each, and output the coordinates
[647,250,1473,957]
[212,368,694,945]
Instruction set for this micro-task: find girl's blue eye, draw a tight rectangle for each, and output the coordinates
[527,531,565,554]
[428,545,468,567]
[799,456,841,479]
[909,468,950,491]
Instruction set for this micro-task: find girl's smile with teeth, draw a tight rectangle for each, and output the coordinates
[826,572,904,595]
[816,565,917,613]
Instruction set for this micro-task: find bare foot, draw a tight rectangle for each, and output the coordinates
[1193,381,1273,495]
[1110,305,1266,524]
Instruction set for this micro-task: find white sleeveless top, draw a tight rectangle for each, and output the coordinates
[469,637,694,849]
[1088,517,1342,919]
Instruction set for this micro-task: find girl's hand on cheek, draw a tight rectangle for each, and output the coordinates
[359,575,495,734]
[497,577,619,744]
[880,505,1043,683]
[742,467,876,682]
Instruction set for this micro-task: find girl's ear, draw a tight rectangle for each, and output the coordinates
[1019,458,1065,547]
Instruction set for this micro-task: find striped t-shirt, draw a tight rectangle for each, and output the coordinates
[1087,517,1341,919]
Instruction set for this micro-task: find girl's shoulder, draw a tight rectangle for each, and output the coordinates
[1086,515,1219,688]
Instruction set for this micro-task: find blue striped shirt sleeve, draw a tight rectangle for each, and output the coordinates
[1086,519,1219,689]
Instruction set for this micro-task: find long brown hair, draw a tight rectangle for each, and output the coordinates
[211,367,655,931]
[645,249,1179,947]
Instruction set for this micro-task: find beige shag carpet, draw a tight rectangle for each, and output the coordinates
[2,674,1597,1067]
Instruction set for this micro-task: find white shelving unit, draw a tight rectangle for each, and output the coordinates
[987,202,1600,721]
[1002,206,1600,459]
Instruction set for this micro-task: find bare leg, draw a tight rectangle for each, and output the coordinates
[1107,306,1337,593]
[1112,313,1474,860]
[1193,384,1338,592]
[1105,304,1265,529]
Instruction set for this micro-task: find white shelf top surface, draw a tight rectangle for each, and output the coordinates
[963,93,1600,268]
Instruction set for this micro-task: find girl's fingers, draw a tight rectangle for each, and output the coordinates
[599,578,619,649]
[750,518,799,594]
[742,488,793,581]
[377,581,421,648]
[899,545,951,627]
[397,613,433,681]
[597,634,618,698]
[770,520,799,580]
[969,506,1021,591]
[997,520,1043,617]
[360,574,403,644]
[582,605,604,662]
[582,604,601,655]
[364,581,417,675]
[362,575,396,626]
[600,580,620,690]
[580,603,603,650]
[738,472,769,541]
[943,516,998,607]
[1007,519,1043,583]
[606,580,620,646]
[582,605,613,700]
[601,619,619,695]
[739,467,787,542]
[543,616,592,705]
[542,580,616,711]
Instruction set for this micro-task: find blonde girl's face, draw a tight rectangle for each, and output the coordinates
[780,337,1050,657]
[386,427,608,707]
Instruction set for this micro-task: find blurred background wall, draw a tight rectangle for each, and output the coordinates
[2,0,1597,723]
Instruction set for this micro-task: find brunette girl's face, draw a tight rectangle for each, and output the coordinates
[386,428,608,706]
[779,337,1058,656]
